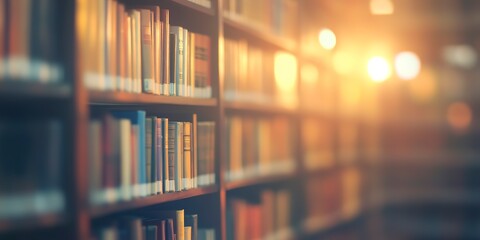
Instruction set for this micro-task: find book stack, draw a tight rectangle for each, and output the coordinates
[88,111,216,206]
[223,0,298,39]
[93,210,216,240]
[227,189,293,240]
[225,116,295,182]
[0,0,63,83]
[77,0,212,97]
[224,38,275,104]
[0,118,64,220]
[301,118,335,171]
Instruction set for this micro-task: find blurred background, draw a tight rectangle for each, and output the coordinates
[1,0,480,239]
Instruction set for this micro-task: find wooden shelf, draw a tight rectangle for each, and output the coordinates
[170,0,214,16]
[0,81,70,100]
[223,16,297,52]
[89,186,218,218]
[225,172,296,191]
[301,212,362,237]
[89,91,218,107]
[0,213,65,233]
[223,101,297,115]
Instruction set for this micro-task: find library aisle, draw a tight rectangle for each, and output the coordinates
[0,0,479,239]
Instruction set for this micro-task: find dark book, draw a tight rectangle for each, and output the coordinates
[140,9,154,93]
[145,117,153,196]
[167,218,175,240]
[169,32,177,95]
[146,225,158,240]
[167,122,176,192]
[156,118,163,194]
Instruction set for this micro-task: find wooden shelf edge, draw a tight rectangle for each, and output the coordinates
[0,213,66,233]
[300,211,362,237]
[223,16,297,52]
[225,172,296,191]
[0,81,71,99]
[89,91,218,107]
[170,0,214,16]
[89,185,218,218]
[223,101,297,115]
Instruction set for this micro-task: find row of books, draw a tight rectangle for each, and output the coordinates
[94,210,216,240]
[227,189,292,240]
[0,119,64,219]
[226,116,295,182]
[303,168,362,233]
[88,111,216,205]
[224,38,275,104]
[77,0,212,97]
[223,0,298,39]
[0,0,63,83]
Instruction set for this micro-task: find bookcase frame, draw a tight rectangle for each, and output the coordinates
[0,0,368,239]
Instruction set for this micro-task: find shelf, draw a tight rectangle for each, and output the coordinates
[0,213,65,233]
[223,16,297,52]
[89,185,218,218]
[225,172,296,191]
[0,81,70,100]
[170,0,214,16]
[301,211,362,237]
[223,101,297,115]
[89,91,218,107]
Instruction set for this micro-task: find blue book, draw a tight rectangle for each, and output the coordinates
[112,110,147,197]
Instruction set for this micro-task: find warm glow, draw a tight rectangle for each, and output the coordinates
[318,28,336,50]
[301,64,319,85]
[367,56,391,82]
[274,52,297,91]
[395,51,421,80]
[370,0,394,15]
[447,102,472,131]
[408,67,437,103]
[333,50,355,75]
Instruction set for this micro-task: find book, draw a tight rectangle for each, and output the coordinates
[160,9,170,95]
[183,122,192,190]
[140,9,154,93]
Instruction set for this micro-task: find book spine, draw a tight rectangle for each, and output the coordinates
[192,114,198,188]
[119,119,132,201]
[183,28,188,97]
[176,210,185,240]
[175,122,184,191]
[161,9,170,96]
[145,117,152,196]
[169,33,177,96]
[156,118,163,194]
[138,111,147,196]
[154,6,161,95]
[168,122,176,192]
[183,122,192,190]
[163,118,170,192]
[151,116,157,195]
[140,9,154,93]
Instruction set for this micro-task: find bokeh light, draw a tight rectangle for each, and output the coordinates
[395,51,421,80]
[318,28,336,50]
[367,56,391,82]
[447,102,472,131]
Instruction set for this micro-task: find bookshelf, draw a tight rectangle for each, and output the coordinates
[0,0,369,239]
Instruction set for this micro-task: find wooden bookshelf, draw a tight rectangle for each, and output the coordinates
[0,0,372,239]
